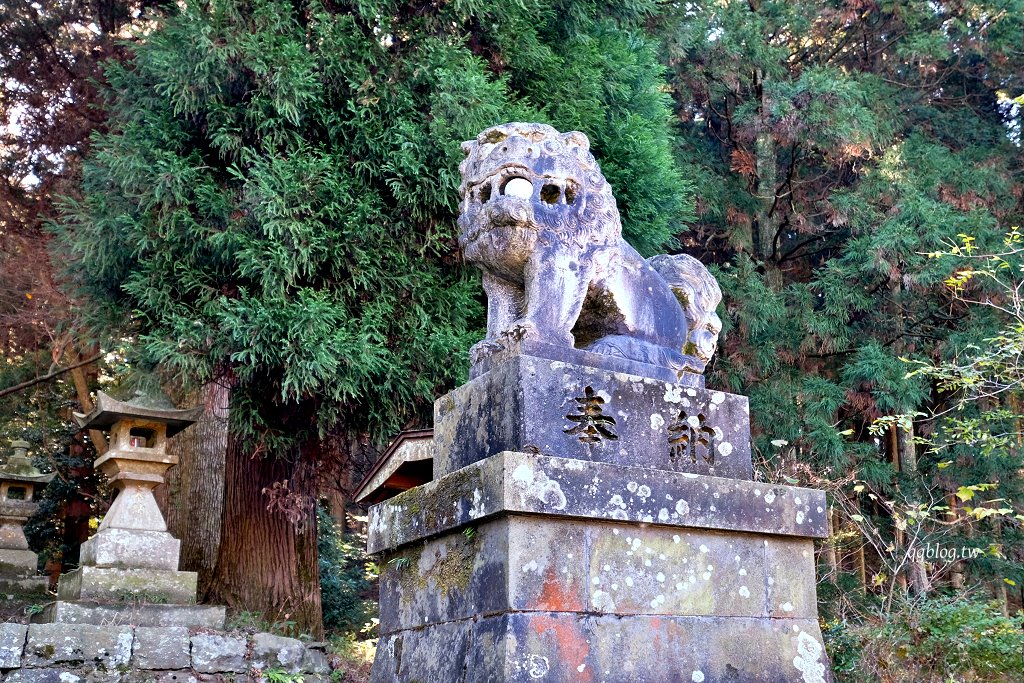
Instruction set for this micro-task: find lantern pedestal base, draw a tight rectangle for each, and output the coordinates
[0,576,49,595]
[0,548,49,595]
[57,565,198,604]
[80,528,181,571]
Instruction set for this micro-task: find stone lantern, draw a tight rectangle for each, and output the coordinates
[37,390,225,627]
[0,440,54,594]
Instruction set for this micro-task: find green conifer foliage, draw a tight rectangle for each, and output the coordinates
[658,0,1024,615]
[54,0,689,632]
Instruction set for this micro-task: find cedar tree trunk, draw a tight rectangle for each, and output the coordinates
[205,433,323,637]
[165,380,229,596]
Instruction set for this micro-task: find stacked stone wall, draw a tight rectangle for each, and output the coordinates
[0,624,331,682]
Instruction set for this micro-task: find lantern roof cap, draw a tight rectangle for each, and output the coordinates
[1,440,55,484]
[74,390,202,437]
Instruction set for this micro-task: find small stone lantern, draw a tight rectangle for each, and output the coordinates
[0,440,54,594]
[37,390,225,627]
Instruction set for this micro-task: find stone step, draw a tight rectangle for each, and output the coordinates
[34,600,226,629]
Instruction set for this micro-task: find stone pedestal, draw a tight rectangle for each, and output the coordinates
[369,354,833,682]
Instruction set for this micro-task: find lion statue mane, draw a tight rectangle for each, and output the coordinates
[457,122,722,376]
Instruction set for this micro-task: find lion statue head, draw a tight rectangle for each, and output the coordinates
[457,122,621,280]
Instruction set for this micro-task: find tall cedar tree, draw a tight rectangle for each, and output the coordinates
[655,1,1024,600]
[55,0,690,633]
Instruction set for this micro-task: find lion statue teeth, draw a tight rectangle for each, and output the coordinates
[458,122,722,376]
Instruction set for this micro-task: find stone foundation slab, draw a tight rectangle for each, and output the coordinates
[35,601,225,629]
[368,451,827,554]
[373,612,830,683]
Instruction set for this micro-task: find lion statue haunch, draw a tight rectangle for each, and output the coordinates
[458,122,722,376]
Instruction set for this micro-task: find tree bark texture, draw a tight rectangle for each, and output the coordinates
[205,433,323,638]
[165,381,229,596]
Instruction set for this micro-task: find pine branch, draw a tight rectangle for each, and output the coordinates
[0,353,102,399]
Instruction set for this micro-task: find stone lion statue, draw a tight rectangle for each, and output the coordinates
[458,122,722,375]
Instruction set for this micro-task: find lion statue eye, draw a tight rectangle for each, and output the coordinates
[503,177,533,199]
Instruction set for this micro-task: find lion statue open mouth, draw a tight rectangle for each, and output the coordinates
[458,122,722,377]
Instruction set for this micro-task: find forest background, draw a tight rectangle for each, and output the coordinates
[2,0,1023,680]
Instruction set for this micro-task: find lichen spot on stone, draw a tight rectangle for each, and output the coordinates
[796,511,805,524]
[527,654,550,679]
[711,392,726,405]
[650,413,665,430]
[468,488,485,519]
[738,585,751,598]
[593,590,615,612]
[793,631,827,683]
[699,544,709,553]
[717,442,733,456]
[781,601,795,612]
[512,462,535,485]
[692,671,705,682]
[764,490,777,504]
[664,384,684,403]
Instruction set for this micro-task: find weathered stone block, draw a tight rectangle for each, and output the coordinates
[368,451,828,554]
[2,670,67,683]
[132,626,190,670]
[0,549,38,577]
[79,529,181,571]
[369,453,833,682]
[583,523,770,618]
[35,602,225,629]
[375,612,831,683]
[434,355,752,479]
[56,566,197,604]
[372,619,473,683]
[190,633,247,673]
[0,576,49,596]
[377,513,819,635]
[24,623,133,669]
[250,632,305,673]
[0,622,27,668]
[301,647,330,675]
[766,537,820,619]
